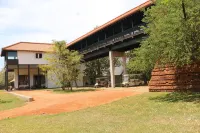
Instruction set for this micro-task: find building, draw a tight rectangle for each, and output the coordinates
[1,1,152,89]
[1,42,58,89]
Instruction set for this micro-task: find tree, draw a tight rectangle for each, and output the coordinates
[84,57,120,85]
[128,0,200,73]
[0,69,14,89]
[40,41,83,91]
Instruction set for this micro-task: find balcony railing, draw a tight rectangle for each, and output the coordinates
[80,24,145,54]
[6,59,19,65]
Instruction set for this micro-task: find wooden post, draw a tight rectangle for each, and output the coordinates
[17,64,19,89]
[38,67,40,88]
[121,22,124,32]
[46,71,48,88]
[28,65,30,89]
[131,20,134,28]
[85,40,88,47]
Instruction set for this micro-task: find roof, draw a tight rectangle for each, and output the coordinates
[67,0,153,47]
[1,42,53,56]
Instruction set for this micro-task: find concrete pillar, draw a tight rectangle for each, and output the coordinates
[109,51,115,88]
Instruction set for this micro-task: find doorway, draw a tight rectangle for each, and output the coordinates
[33,75,45,88]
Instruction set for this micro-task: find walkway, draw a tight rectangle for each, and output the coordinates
[0,87,148,120]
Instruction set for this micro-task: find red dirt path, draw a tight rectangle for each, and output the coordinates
[0,89,141,120]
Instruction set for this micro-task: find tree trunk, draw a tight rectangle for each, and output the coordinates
[97,59,101,76]
[74,80,78,88]
[62,86,65,90]
[143,74,148,85]
[70,82,73,91]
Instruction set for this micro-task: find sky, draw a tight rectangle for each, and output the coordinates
[0,0,147,68]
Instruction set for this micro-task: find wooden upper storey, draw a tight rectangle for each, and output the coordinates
[68,1,153,51]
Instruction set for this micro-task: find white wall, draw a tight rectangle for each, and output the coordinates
[14,69,58,89]
[18,51,48,65]
[46,71,59,88]
[72,64,85,87]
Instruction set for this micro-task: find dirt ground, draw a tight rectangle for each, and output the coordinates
[0,87,148,120]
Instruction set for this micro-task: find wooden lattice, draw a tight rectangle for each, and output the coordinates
[149,62,200,92]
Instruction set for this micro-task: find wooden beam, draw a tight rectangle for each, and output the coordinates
[121,22,124,32]
[85,40,88,47]
[28,65,30,89]
[17,64,19,89]
[131,20,134,28]
[38,67,40,88]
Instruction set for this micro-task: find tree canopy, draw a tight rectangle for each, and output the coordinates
[0,69,14,89]
[128,0,200,73]
[40,41,83,90]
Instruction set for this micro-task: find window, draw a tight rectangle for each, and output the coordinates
[36,53,42,59]
[7,52,18,60]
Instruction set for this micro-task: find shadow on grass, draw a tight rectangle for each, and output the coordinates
[149,92,200,103]
[0,99,12,104]
[53,88,96,93]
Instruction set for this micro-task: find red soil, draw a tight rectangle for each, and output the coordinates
[0,89,141,120]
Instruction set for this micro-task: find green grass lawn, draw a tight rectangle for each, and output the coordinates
[0,91,25,111]
[0,92,200,133]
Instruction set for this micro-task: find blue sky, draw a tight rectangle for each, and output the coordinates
[0,0,147,68]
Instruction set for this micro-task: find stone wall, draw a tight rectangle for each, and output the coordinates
[149,62,200,92]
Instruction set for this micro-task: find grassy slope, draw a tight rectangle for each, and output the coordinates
[0,93,200,133]
[0,91,25,111]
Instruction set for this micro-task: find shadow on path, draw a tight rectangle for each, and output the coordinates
[0,100,12,104]
[53,88,96,94]
[149,92,200,103]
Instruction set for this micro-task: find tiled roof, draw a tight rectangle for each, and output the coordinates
[2,42,53,52]
[67,0,153,47]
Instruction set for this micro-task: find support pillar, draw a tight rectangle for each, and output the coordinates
[109,51,115,88]
[28,65,30,89]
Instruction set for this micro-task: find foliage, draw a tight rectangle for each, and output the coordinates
[84,57,120,84]
[40,41,83,91]
[0,69,14,89]
[128,0,200,73]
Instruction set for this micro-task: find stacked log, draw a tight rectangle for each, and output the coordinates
[149,62,200,92]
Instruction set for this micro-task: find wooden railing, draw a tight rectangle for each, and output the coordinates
[80,24,145,54]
